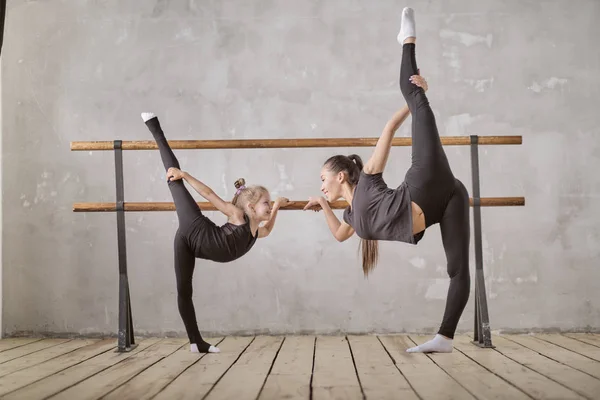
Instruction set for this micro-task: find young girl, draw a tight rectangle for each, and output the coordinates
[303,8,470,353]
[142,112,289,353]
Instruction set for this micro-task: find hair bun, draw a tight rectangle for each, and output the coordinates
[348,154,364,170]
[234,178,246,189]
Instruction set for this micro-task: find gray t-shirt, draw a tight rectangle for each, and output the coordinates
[343,172,416,244]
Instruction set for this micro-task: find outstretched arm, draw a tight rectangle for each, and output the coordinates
[258,197,290,238]
[303,197,355,242]
[363,74,428,175]
[167,168,243,220]
[363,105,411,174]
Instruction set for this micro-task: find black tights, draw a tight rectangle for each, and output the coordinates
[400,43,471,339]
[146,116,213,352]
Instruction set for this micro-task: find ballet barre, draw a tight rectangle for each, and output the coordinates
[72,134,524,352]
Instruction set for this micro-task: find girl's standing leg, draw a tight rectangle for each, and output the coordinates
[173,232,218,353]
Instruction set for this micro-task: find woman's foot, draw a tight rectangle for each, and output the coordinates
[397,7,416,45]
[141,112,163,138]
[406,334,453,353]
[141,112,156,122]
[191,341,220,354]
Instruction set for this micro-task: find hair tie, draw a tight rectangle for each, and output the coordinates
[235,185,246,195]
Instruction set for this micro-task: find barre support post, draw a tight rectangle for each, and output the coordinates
[114,140,136,352]
[470,135,494,348]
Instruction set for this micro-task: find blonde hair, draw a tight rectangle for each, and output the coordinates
[231,178,269,211]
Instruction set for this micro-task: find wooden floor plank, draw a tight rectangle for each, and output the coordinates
[153,336,254,400]
[379,335,474,400]
[505,335,600,379]
[2,338,161,400]
[534,334,600,362]
[453,335,585,400]
[205,336,284,400]
[399,363,477,400]
[0,334,595,400]
[0,339,99,378]
[312,336,363,400]
[409,335,529,400]
[563,333,600,348]
[102,338,223,400]
[489,335,600,400]
[0,339,116,397]
[312,386,364,400]
[268,336,314,376]
[48,339,186,400]
[348,335,418,400]
[0,339,71,364]
[0,339,44,353]
[259,375,311,400]
[258,336,313,400]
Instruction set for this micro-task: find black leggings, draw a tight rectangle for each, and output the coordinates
[400,43,471,339]
[146,117,213,351]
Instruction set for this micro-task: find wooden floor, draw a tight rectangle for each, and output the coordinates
[0,334,598,399]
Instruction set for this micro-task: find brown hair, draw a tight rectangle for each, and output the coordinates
[231,178,269,212]
[323,154,379,277]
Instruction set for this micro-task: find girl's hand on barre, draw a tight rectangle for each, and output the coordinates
[274,197,291,208]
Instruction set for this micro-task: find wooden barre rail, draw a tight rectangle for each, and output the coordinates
[71,136,522,151]
[73,197,524,212]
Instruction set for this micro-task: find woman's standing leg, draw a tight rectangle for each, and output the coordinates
[407,180,470,353]
[437,181,471,339]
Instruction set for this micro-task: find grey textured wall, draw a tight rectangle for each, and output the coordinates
[2,0,599,337]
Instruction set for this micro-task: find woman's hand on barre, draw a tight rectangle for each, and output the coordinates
[166,167,186,182]
[303,196,324,212]
[410,71,428,92]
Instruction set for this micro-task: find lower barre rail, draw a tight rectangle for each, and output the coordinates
[73,197,525,212]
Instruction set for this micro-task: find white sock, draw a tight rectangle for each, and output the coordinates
[190,343,220,353]
[406,334,453,353]
[141,112,156,122]
[397,7,416,45]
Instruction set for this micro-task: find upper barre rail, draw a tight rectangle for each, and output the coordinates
[71,136,522,151]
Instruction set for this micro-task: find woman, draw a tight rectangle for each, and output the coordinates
[304,8,470,353]
[142,112,289,353]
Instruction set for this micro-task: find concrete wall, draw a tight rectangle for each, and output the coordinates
[2,0,599,337]
[0,59,3,337]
